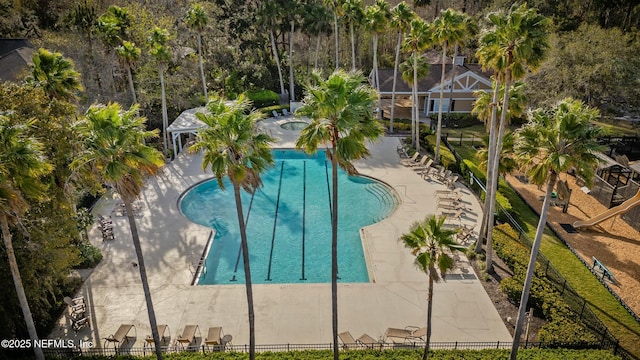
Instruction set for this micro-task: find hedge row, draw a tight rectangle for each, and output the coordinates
[65,348,621,360]
[246,89,280,108]
[492,224,599,344]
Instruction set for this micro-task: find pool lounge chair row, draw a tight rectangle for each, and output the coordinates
[104,324,231,352]
[271,109,290,118]
[399,151,459,190]
[339,326,428,350]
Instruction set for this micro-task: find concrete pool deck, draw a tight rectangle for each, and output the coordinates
[50,117,512,349]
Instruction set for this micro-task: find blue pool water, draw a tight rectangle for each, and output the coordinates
[180,149,398,285]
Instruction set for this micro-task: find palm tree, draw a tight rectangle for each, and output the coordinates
[303,1,332,70]
[364,0,391,94]
[96,5,130,48]
[389,2,416,132]
[190,94,274,360]
[324,0,344,70]
[400,215,464,360]
[476,4,550,271]
[0,115,52,360]
[257,1,286,96]
[185,4,209,103]
[509,98,604,360]
[71,103,165,360]
[283,0,302,102]
[295,70,383,360]
[27,48,84,101]
[402,18,432,152]
[472,80,526,188]
[115,40,140,105]
[148,27,172,156]
[342,0,364,71]
[432,8,476,165]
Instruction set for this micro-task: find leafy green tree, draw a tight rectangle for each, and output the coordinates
[510,99,604,360]
[115,40,141,105]
[148,27,172,155]
[476,4,550,272]
[342,0,365,71]
[185,4,209,103]
[402,18,432,152]
[432,8,476,164]
[389,1,416,132]
[296,70,383,360]
[26,48,83,101]
[364,0,391,117]
[71,103,165,360]
[400,215,463,360]
[0,115,52,360]
[525,24,640,114]
[190,94,275,360]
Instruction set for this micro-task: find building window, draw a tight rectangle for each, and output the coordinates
[431,98,451,112]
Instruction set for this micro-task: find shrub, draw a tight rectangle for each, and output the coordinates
[259,104,290,117]
[429,113,483,128]
[500,275,523,304]
[246,89,280,108]
[76,242,103,268]
[539,318,599,344]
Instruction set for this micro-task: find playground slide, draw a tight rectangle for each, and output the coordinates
[573,189,640,229]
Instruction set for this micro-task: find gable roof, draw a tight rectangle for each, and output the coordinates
[0,39,35,82]
[377,60,493,95]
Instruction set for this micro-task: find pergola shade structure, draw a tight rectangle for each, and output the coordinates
[167,107,208,158]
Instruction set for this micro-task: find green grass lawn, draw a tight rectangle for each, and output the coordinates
[451,142,640,358]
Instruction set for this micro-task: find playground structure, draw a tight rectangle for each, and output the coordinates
[573,189,640,229]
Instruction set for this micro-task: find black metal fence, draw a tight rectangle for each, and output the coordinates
[440,136,638,360]
[39,340,624,358]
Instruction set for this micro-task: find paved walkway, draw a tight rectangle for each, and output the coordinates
[50,116,511,349]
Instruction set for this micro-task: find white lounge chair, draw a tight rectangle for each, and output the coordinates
[383,326,427,343]
[338,331,358,350]
[400,152,419,165]
[282,108,290,116]
[406,155,429,168]
[175,324,200,349]
[272,110,280,118]
[104,324,136,348]
[413,159,433,173]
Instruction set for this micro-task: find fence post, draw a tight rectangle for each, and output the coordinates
[459,132,463,146]
[561,279,567,295]
[455,341,458,350]
[496,341,500,349]
[580,300,586,318]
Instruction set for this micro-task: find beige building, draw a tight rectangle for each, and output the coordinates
[376,53,493,118]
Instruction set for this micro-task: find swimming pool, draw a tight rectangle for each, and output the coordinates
[180,149,398,285]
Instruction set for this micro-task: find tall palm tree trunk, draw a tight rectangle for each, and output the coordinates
[289,21,296,102]
[485,71,511,271]
[509,172,557,360]
[125,64,137,105]
[350,23,356,70]
[1,214,45,360]
[434,42,447,165]
[233,184,256,360]
[334,14,339,70]
[331,139,339,360]
[372,34,379,114]
[413,52,420,152]
[423,267,434,360]
[122,198,163,360]
[197,33,208,103]
[390,31,402,133]
[475,79,501,254]
[445,45,459,125]
[160,67,169,156]
[270,31,286,95]
[315,36,321,69]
